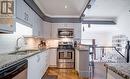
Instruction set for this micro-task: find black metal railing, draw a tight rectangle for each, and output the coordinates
[89,41,130,79]
[93,45,129,63]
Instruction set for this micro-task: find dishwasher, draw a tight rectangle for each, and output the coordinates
[0,59,27,79]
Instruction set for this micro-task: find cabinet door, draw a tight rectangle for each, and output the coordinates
[51,23,58,39]
[32,12,39,36]
[49,49,57,66]
[22,2,31,23]
[32,10,44,37]
[15,0,23,20]
[37,17,41,36]
[39,18,43,37]
[16,0,32,25]
[45,50,50,68]
[27,8,33,25]
[22,1,27,21]
[27,55,41,79]
[43,21,51,39]
[39,53,46,78]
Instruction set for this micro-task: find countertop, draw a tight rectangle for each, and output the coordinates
[104,63,130,79]
[76,44,90,51]
[0,49,47,71]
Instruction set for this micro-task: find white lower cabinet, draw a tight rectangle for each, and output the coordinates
[75,49,90,78]
[27,53,41,79]
[27,51,49,79]
[49,49,57,67]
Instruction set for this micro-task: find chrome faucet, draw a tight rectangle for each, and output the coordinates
[15,36,24,51]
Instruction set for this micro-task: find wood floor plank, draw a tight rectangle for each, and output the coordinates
[46,68,88,79]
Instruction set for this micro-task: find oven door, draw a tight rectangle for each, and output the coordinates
[58,50,74,62]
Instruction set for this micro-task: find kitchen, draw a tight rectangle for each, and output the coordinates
[0,0,130,79]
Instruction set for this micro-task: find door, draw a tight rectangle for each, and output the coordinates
[12,69,27,79]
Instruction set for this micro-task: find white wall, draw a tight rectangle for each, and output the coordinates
[81,24,120,46]
[0,34,17,53]
[116,6,130,39]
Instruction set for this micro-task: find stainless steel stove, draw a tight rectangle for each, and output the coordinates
[57,42,75,69]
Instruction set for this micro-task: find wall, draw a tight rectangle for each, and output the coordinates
[0,34,17,53]
[116,6,130,39]
[81,24,120,46]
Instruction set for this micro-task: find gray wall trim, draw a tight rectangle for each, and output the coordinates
[51,18,81,23]
[24,0,116,25]
[82,20,116,25]
[24,0,81,23]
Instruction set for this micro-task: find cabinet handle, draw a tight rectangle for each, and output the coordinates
[37,55,40,62]
[24,12,26,20]
[26,14,29,21]
[38,31,40,36]
[10,25,13,27]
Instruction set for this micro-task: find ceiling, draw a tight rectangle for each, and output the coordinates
[34,0,90,18]
[84,0,130,18]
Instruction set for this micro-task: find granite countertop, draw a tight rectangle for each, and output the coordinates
[104,63,130,79]
[0,49,48,71]
[75,45,90,51]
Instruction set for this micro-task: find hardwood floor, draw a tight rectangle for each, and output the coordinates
[46,68,88,79]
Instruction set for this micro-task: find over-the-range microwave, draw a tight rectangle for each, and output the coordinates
[58,28,74,38]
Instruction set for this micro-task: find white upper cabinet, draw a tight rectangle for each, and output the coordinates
[15,0,23,20]
[16,0,32,25]
[32,11,44,37]
[39,18,44,37]
[42,21,51,39]
[32,12,39,36]
[51,23,58,39]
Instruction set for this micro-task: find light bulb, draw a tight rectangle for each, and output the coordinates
[65,5,67,8]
